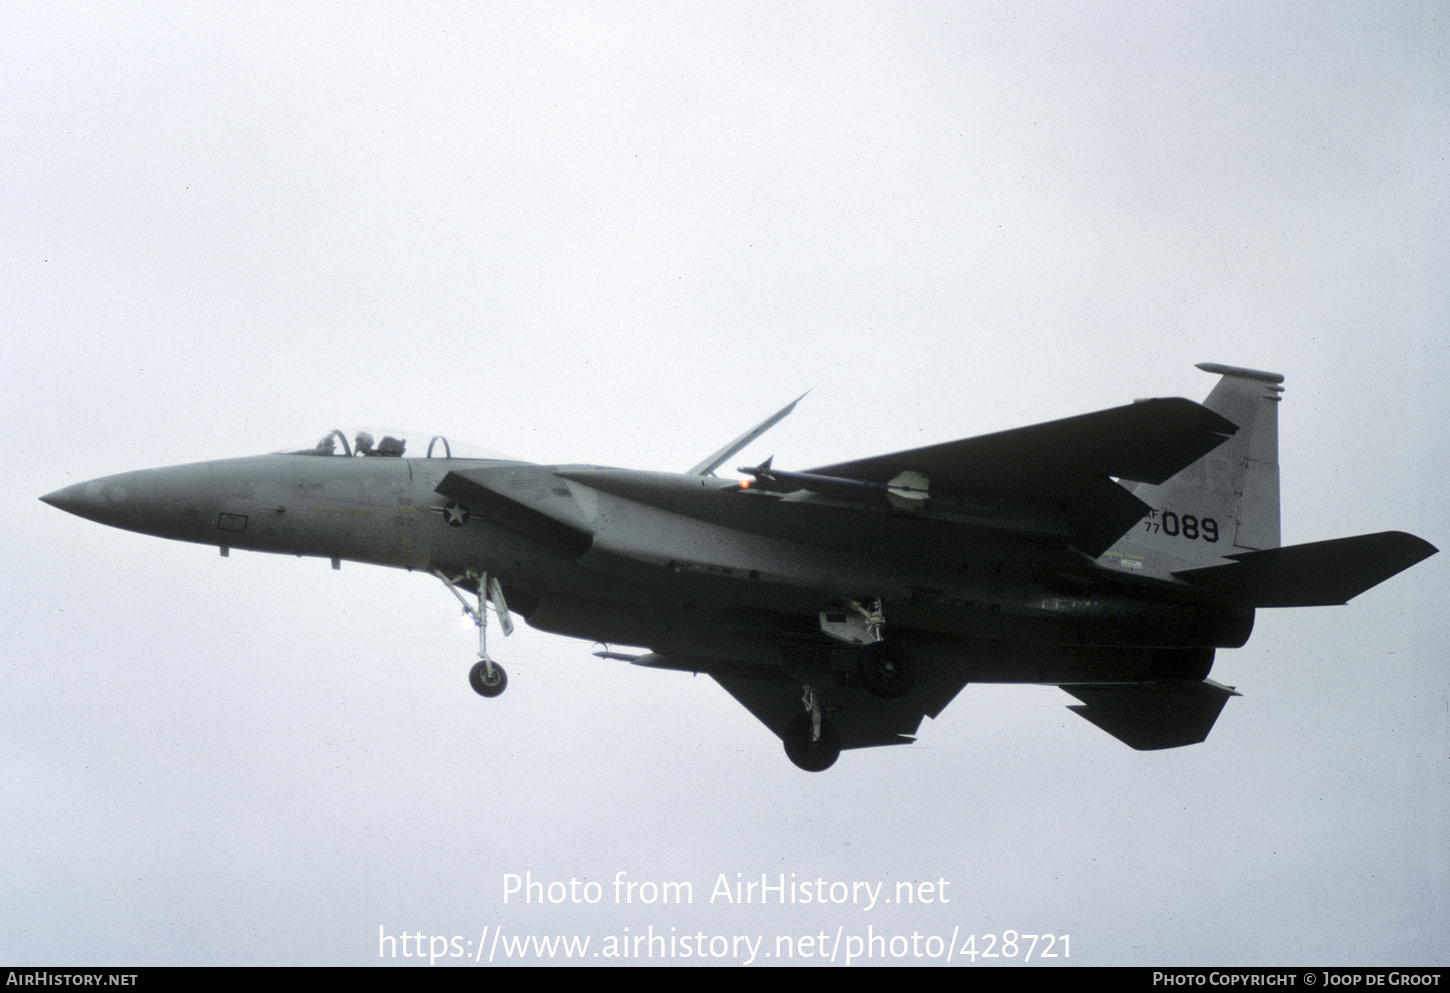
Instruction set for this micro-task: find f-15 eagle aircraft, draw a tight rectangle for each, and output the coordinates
[42,363,1436,771]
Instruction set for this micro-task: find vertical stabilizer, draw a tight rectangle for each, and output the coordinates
[1191,363,1283,551]
[1102,363,1283,577]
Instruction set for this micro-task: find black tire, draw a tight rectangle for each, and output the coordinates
[469,660,508,698]
[782,714,841,772]
[856,641,915,698]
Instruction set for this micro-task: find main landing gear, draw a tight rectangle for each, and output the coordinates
[437,569,513,698]
[818,596,918,699]
[856,641,915,699]
[783,686,841,772]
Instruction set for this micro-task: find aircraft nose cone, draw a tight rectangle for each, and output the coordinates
[41,464,225,541]
[39,474,154,531]
[40,481,101,517]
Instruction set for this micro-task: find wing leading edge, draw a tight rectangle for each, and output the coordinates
[809,398,1238,556]
[810,397,1237,499]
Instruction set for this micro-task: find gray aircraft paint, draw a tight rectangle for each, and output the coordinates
[41,365,1435,770]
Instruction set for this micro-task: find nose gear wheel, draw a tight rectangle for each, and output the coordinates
[437,569,514,698]
[469,659,508,698]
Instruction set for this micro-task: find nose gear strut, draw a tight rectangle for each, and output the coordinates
[437,569,513,697]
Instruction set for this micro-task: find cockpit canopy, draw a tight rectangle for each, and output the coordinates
[292,429,510,461]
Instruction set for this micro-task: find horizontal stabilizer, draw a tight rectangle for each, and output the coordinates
[1063,679,1239,750]
[1173,531,1437,607]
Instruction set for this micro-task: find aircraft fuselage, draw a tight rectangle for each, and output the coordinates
[42,451,1248,684]
[41,366,1436,768]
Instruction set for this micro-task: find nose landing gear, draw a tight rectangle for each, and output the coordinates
[437,569,513,698]
[469,659,507,697]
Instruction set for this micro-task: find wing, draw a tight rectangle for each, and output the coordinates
[810,397,1236,496]
[633,654,971,750]
[809,398,1238,556]
[644,651,1243,753]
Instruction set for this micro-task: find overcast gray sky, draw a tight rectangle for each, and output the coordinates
[2,2,1446,966]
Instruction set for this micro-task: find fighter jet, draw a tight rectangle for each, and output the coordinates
[41,364,1436,770]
